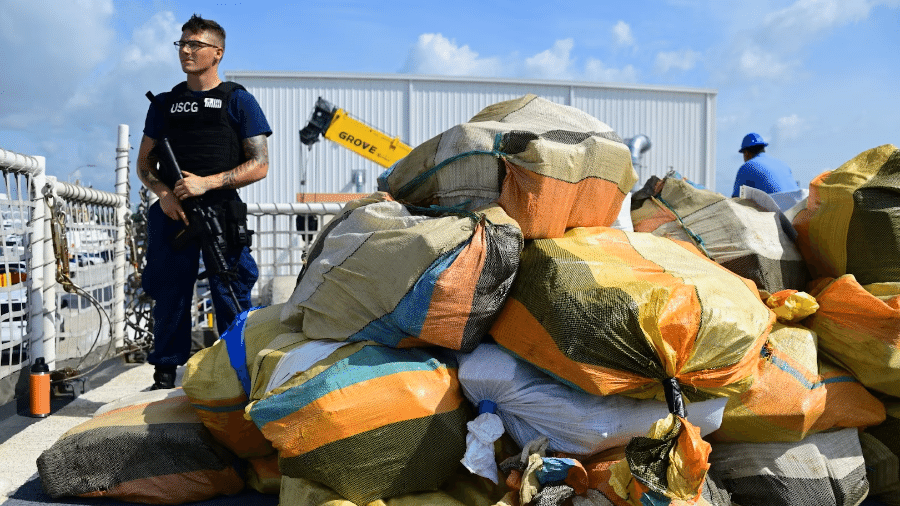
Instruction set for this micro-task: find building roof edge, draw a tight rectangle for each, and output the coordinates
[223,70,718,96]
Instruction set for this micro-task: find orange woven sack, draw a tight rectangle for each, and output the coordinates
[804,274,900,397]
[378,94,637,239]
[248,344,471,505]
[490,227,773,402]
[709,322,885,443]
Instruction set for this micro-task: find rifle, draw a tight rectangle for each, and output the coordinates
[157,137,243,316]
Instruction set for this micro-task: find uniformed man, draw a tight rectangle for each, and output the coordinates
[137,14,271,389]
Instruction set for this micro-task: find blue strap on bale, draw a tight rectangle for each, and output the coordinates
[221,308,259,396]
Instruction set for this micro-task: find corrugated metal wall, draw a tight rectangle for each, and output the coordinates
[226,72,716,204]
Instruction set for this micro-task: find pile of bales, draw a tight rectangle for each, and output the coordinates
[37,95,900,506]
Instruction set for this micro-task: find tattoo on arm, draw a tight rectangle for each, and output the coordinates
[138,153,162,185]
[244,135,269,164]
[221,135,269,189]
[137,136,169,193]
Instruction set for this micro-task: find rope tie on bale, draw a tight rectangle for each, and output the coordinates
[650,195,712,259]
[395,133,508,201]
[402,202,479,220]
[663,377,687,418]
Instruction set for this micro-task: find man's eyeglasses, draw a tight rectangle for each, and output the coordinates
[174,40,220,52]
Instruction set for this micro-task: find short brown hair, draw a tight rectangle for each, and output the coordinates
[182,14,225,49]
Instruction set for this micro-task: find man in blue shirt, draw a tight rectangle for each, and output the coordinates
[137,14,271,389]
[731,133,800,198]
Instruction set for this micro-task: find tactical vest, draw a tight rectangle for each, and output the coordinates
[160,81,246,200]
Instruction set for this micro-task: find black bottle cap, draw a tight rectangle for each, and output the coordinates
[31,357,50,374]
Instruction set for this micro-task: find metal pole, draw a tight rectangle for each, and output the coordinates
[246,202,344,214]
[31,163,56,369]
[113,125,130,349]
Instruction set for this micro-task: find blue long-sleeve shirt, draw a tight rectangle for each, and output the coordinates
[731,152,800,197]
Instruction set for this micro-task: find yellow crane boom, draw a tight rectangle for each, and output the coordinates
[300,97,412,168]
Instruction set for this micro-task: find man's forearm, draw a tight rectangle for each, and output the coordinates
[210,160,268,190]
[138,159,172,196]
[152,134,269,198]
[136,135,174,198]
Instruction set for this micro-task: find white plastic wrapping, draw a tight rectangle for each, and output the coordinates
[457,344,727,458]
[610,192,634,232]
[461,412,506,483]
[265,340,353,393]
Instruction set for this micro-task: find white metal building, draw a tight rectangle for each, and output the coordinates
[225,71,717,205]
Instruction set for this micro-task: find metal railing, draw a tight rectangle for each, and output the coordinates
[46,179,129,375]
[248,202,342,298]
[0,127,345,406]
[186,203,342,336]
[0,136,129,404]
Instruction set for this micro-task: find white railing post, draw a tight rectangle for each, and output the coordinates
[32,163,56,369]
[113,125,130,349]
[1,148,58,371]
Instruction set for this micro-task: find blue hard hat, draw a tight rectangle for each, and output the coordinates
[739,133,768,152]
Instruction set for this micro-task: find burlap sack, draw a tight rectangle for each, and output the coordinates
[804,275,900,397]
[281,194,522,352]
[37,390,244,504]
[457,343,727,458]
[708,428,869,506]
[490,226,773,402]
[182,304,302,459]
[793,144,900,282]
[247,344,470,505]
[631,173,809,293]
[709,322,885,443]
[864,398,900,505]
[378,94,637,239]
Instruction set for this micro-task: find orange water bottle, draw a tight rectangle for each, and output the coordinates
[30,357,50,418]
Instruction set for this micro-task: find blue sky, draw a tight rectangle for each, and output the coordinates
[1,0,898,197]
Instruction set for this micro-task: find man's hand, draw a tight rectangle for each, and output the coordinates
[159,192,190,225]
[173,170,209,200]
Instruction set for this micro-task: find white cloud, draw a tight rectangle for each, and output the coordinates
[736,45,797,80]
[402,34,638,84]
[121,11,182,70]
[584,59,638,83]
[400,29,646,85]
[612,20,635,47]
[0,0,115,125]
[654,49,701,74]
[771,113,808,144]
[401,33,502,76]
[716,0,881,84]
[764,0,871,46]
[61,11,182,186]
[0,5,183,192]
[524,39,575,80]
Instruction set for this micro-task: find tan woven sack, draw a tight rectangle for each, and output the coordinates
[378,94,637,239]
[793,144,899,282]
[632,173,809,293]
